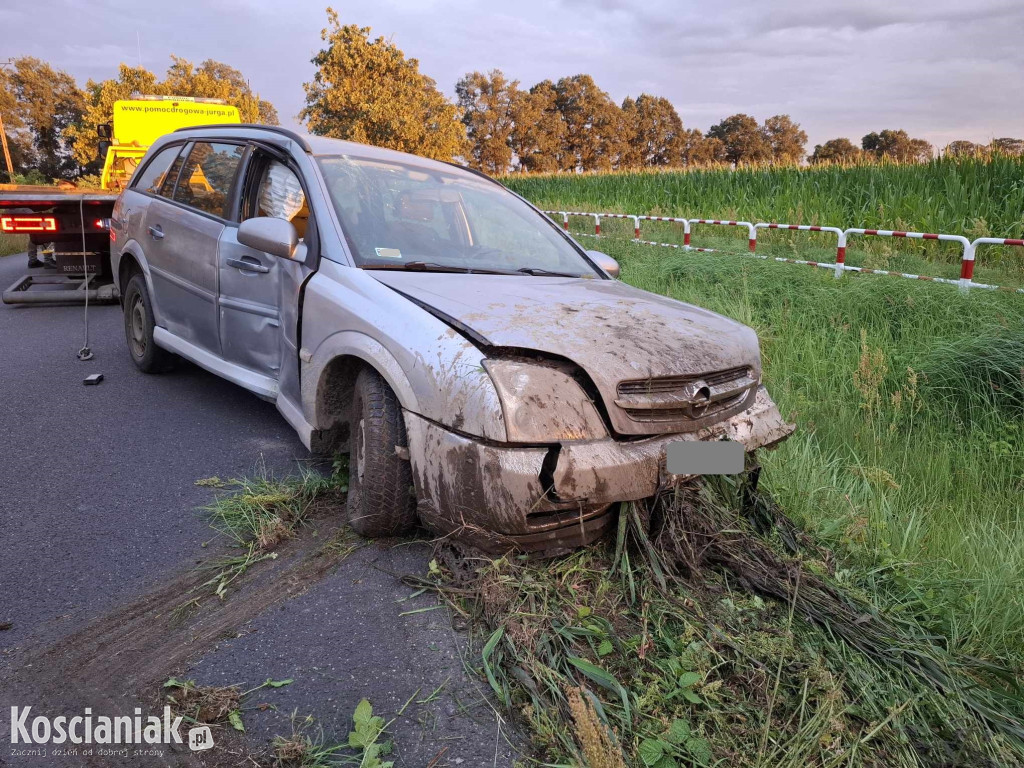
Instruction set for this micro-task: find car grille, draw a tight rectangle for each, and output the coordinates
[615,366,756,424]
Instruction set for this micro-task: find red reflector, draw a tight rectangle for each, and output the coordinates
[1,215,57,233]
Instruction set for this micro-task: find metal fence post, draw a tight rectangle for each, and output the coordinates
[834,231,847,278]
[959,241,975,294]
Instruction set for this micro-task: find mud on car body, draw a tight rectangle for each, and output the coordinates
[110,125,793,554]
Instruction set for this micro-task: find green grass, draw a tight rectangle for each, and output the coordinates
[507,159,1024,663]
[599,239,1024,666]
[0,233,27,257]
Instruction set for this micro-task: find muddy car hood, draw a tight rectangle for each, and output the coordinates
[370,272,762,436]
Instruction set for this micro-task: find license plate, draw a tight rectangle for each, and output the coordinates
[663,440,745,478]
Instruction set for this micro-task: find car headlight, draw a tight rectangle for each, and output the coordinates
[483,359,607,443]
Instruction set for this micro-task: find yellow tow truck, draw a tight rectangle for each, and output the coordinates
[1,96,240,304]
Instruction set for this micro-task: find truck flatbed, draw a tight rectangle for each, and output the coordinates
[1,185,118,305]
[0,184,117,207]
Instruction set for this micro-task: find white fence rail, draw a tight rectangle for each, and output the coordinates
[541,210,1024,295]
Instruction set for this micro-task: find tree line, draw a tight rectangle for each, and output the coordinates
[300,13,1023,172]
[3,8,1023,183]
[450,70,814,174]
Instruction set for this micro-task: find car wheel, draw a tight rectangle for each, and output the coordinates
[345,367,418,537]
[122,273,176,373]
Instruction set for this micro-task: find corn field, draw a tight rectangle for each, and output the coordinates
[505,155,1024,244]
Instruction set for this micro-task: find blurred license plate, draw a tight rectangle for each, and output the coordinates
[663,440,744,478]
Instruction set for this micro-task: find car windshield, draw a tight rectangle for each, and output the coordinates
[316,155,598,276]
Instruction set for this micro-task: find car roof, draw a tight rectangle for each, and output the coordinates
[171,123,473,177]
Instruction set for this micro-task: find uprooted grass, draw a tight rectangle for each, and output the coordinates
[195,463,352,600]
[164,676,295,735]
[271,700,395,768]
[413,479,1024,767]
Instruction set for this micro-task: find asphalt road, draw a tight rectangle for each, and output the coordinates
[0,255,520,766]
[0,255,304,657]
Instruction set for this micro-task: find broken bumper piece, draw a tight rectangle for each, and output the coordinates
[404,386,793,554]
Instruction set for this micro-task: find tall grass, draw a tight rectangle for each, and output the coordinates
[0,233,27,257]
[601,240,1024,665]
[505,156,1024,238]
[505,156,1024,280]
[508,161,1024,665]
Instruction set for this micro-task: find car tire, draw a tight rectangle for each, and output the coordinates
[123,273,176,373]
[345,367,418,537]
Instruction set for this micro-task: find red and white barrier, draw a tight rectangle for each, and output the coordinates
[844,229,974,292]
[548,211,604,237]
[592,213,641,238]
[544,208,1024,295]
[971,237,1024,277]
[637,215,692,246]
[755,223,847,278]
[690,219,757,252]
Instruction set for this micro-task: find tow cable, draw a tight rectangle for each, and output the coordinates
[76,197,94,363]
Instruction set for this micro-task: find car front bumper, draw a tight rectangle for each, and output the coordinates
[403,385,794,554]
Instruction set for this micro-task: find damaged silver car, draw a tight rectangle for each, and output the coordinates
[111,125,793,553]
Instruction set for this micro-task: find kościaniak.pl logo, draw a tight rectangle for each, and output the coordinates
[10,706,214,752]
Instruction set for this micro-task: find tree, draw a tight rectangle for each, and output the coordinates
[945,140,981,158]
[908,138,934,163]
[679,129,726,166]
[761,114,807,164]
[810,138,862,164]
[0,57,85,179]
[618,97,642,169]
[301,8,468,161]
[706,114,771,165]
[622,94,684,167]
[553,74,626,172]
[862,129,932,163]
[68,58,278,169]
[163,57,278,125]
[67,65,158,168]
[990,138,1024,156]
[509,80,566,173]
[0,68,30,179]
[456,69,519,174]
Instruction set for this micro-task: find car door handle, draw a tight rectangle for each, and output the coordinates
[226,257,270,274]
[148,225,164,240]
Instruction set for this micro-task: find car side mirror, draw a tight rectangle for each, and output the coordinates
[238,217,299,261]
[96,140,111,161]
[587,250,620,278]
[97,123,112,140]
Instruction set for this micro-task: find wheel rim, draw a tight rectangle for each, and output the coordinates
[128,294,147,358]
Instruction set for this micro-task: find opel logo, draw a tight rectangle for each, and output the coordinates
[685,382,712,417]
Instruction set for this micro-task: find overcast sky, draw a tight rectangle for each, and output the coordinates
[3,0,1022,150]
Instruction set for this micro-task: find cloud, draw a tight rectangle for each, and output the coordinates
[4,0,1021,149]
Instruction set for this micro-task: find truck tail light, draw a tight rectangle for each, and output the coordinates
[1,216,58,233]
